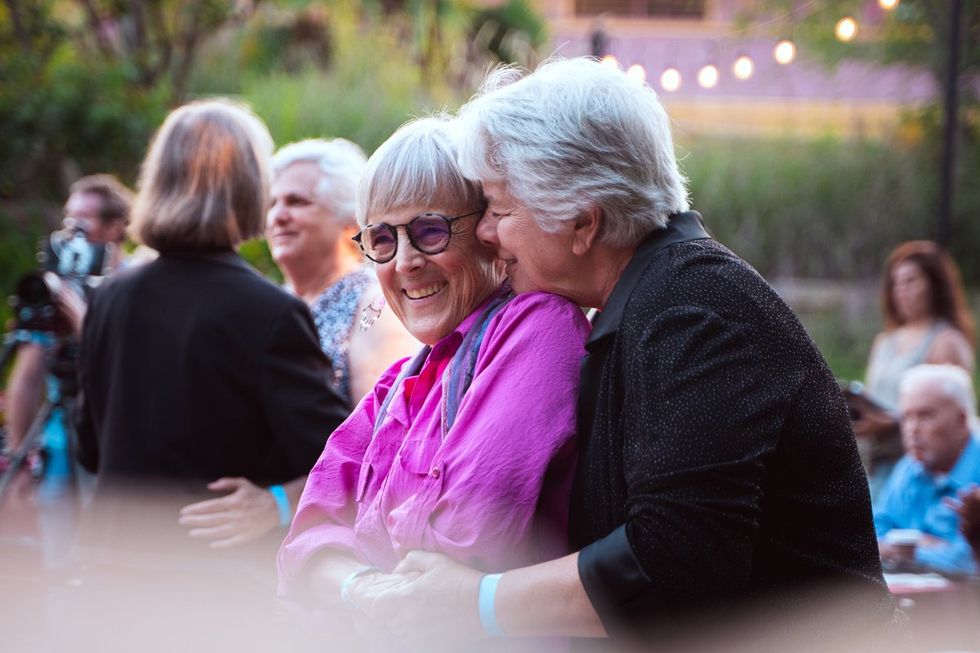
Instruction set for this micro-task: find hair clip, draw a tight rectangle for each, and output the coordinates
[360,296,386,331]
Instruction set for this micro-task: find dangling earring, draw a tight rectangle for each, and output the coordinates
[360,296,386,331]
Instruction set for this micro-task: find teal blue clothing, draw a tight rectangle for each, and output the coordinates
[874,434,980,575]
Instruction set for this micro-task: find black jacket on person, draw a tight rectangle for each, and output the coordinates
[571,213,896,644]
[76,249,348,487]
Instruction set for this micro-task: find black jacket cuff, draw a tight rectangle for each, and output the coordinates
[578,524,654,635]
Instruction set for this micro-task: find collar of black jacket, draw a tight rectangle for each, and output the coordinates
[587,211,710,348]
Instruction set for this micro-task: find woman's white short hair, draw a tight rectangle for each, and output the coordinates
[356,116,483,226]
[272,138,366,228]
[900,364,978,425]
[456,56,689,248]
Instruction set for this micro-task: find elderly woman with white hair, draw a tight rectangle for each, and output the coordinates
[266,138,418,407]
[362,57,897,648]
[276,116,589,635]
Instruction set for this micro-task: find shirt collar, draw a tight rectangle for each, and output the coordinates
[908,434,980,490]
[947,434,980,489]
[427,284,509,359]
[588,211,710,348]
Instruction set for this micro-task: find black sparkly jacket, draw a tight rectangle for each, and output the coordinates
[570,212,895,643]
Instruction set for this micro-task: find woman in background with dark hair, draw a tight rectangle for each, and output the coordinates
[854,240,975,500]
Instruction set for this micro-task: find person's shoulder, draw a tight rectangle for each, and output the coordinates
[494,291,590,336]
[928,325,975,370]
[630,238,766,315]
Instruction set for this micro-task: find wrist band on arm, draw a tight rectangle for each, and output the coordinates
[340,566,381,608]
[268,484,291,527]
[478,573,506,637]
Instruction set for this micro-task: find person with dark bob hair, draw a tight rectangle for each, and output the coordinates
[75,99,349,565]
[853,241,975,500]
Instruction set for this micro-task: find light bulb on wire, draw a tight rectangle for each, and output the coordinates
[660,68,681,92]
[774,40,796,65]
[600,54,619,69]
[835,17,858,42]
[879,0,899,9]
[733,55,754,80]
[697,65,719,89]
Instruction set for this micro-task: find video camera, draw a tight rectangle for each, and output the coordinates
[9,219,112,335]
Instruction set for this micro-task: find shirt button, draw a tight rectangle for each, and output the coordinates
[430,467,440,479]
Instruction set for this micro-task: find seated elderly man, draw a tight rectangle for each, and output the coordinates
[875,364,980,574]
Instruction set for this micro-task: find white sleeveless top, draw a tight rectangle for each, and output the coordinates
[866,321,948,410]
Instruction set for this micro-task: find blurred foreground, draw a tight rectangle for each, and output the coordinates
[1,459,978,653]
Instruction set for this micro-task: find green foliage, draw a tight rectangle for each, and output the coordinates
[238,238,281,284]
[190,2,461,153]
[0,203,52,328]
[682,133,935,279]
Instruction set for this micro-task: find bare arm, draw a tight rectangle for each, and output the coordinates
[497,552,605,637]
[4,343,46,452]
[370,550,605,648]
[927,328,974,373]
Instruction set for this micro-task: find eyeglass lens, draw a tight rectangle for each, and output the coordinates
[361,214,453,262]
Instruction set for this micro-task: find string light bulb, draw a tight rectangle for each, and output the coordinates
[600,54,619,69]
[879,0,899,9]
[835,17,858,42]
[697,65,719,89]
[774,40,796,65]
[660,68,681,92]
[626,64,646,83]
[733,55,754,80]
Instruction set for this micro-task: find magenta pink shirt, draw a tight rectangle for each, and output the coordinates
[277,291,589,595]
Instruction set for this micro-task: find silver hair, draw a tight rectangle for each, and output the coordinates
[900,364,978,427]
[356,115,483,226]
[272,138,367,227]
[456,56,689,248]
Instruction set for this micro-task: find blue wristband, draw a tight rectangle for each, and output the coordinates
[268,484,291,527]
[478,573,506,637]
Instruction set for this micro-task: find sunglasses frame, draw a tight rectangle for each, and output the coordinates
[352,210,482,264]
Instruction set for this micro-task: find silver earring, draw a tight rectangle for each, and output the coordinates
[360,296,386,331]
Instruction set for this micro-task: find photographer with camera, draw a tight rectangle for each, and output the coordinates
[1,175,132,476]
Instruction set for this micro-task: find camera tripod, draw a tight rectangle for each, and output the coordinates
[0,330,78,501]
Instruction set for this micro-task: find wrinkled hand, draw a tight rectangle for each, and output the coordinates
[52,283,86,335]
[178,477,278,548]
[369,551,484,652]
[348,570,418,614]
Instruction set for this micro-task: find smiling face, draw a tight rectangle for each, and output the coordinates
[476,180,577,296]
[266,161,347,268]
[372,205,503,345]
[891,260,933,323]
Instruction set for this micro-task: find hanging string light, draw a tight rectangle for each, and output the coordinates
[733,55,754,80]
[697,64,719,89]
[600,54,619,69]
[626,64,646,83]
[660,67,681,92]
[774,39,796,64]
[835,17,858,42]
[879,0,899,9]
